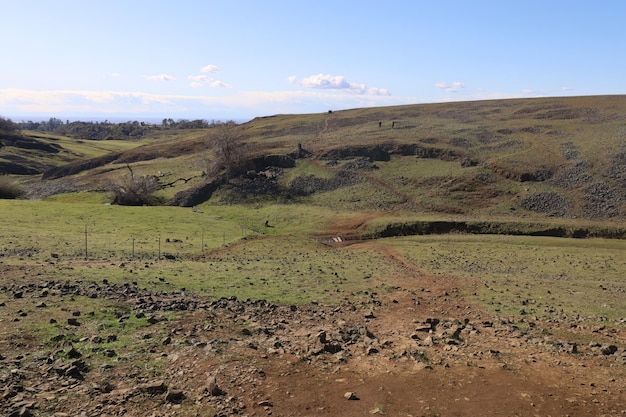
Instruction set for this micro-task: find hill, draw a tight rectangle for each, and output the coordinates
[11,95,626,233]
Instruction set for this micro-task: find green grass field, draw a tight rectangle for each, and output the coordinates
[386,234,626,321]
[2,198,625,321]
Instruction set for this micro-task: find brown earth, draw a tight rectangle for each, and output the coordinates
[1,241,625,417]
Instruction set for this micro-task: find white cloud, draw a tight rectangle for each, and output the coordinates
[144,74,177,81]
[188,75,213,88]
[0,87,410,120]
[210,80,232,88]
[367,87,390,95]
[187,74,231,89]
[188,75,212,82]
[435,81,465,93]
[289,74,389,95]
[5,85,580,120]
[201,64,220,73]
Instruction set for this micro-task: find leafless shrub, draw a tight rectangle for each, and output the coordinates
[111,164,162,206]
[206,122,247,178]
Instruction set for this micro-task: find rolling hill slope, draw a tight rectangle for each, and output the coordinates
[9,95,626,227]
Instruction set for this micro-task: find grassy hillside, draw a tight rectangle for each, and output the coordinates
[6,95,626,235]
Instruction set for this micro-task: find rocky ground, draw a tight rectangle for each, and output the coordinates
[1,251,625,417]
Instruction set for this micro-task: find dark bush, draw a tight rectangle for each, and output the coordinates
[0,176,24,199]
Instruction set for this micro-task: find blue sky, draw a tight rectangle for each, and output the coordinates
[1,1,624,122]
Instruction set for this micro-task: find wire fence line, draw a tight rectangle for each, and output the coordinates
[0,225,253,261]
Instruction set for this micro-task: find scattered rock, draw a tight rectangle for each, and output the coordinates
[65,365,84,380]
[67,318,80,326]
[138,380,168,395]
[601,345,618,355]
[66,346,82,359]
[103,349,116,357]
[165,389,185,403]
[344,391,359,400]
[207,376,225,396]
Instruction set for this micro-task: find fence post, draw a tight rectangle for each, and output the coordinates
[132,237,135,260]
[158,236,161,261]
[84,225,88,260]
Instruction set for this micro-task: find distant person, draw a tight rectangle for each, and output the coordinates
[392,121,395,129]
[378,120,382,128]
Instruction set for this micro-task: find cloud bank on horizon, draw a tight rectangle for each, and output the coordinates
[1,1,624,121]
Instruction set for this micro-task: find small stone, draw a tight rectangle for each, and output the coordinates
[601,345,618,355]
[207,376,224,396]
[50,334,65,342]
[66,347,82,359]
[138,380,168,395]
[344,392,359,400]
[11,406,34,417]
[65,366,84,380]
[165,389,185,403]
[422,335,434,346]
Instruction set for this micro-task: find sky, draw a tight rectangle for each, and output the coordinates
[1,1,625,122]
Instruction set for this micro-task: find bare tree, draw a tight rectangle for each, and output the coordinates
[207,122,246,178]
[111,164,161,206]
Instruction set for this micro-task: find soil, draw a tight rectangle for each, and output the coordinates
[1,240,625,417]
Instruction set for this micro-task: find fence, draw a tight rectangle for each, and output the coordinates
[0,224,255,261]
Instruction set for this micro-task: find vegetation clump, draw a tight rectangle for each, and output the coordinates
[0,175,23,199]
[16,117,228,140]
[0,116,21,139]
[110,164,161,206]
